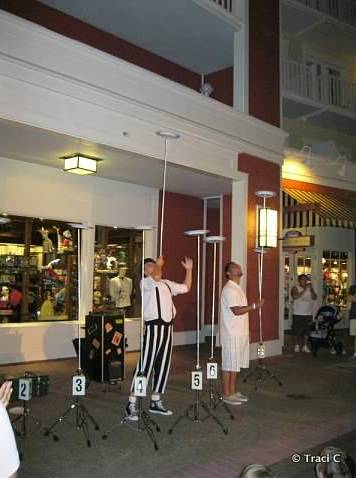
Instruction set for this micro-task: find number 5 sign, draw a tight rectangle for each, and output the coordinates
[207,362,218,380]
[134,376,147,397]
[191,371,203,391]
[72,375,86,396]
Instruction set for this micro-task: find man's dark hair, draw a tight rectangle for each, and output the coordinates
[144,258,156,265]
[298,274,308,282]
[225,261,235,276]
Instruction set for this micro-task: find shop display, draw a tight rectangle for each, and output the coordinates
[93,226,142,318]
[0,215,78,323]
[322,250,349,308]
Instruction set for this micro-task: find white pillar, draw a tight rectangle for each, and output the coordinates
[231,175,248,282]
[233,1,249,113]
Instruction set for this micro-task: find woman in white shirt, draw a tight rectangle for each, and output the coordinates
[0,381,19,478]
[291,274,317,353]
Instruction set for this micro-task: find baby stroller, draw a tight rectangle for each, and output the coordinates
[309,305,345,357]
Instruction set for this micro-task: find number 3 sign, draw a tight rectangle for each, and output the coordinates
[72,375,86,396]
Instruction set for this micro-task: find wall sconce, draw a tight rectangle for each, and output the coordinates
[257,191,278,248]
[61,153,102,175]
[199,74,214,97]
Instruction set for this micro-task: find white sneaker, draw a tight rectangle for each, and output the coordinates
[125,402,138,422]
[302,345,311,353]
[233,392,249,402]
[223,395,243,406]
[330,348,337,355]
[294,344,300,353]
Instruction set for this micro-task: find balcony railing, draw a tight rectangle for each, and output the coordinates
[282,60,356,114]
[210,0,233,13]
[294,0,356,28]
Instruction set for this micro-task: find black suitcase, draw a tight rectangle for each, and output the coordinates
[84,313,125,383]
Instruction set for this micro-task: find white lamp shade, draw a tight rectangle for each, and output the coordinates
[258,207,278,248]
[64,155,97,175]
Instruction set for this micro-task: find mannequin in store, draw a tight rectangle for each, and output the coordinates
[62,229,73,252]
[0,286,10,309]
[39,227,54,254]
[109,267,133,310]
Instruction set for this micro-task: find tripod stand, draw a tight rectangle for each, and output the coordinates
[243,191,282,391]
[168,230,228,436]
[102,226,160,450]
[204,236,234,421]
[44,224,100,446]
[43,386,100,446]
[11,399,41,460]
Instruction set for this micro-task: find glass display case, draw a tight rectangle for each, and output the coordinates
[322,250,349,308]
[93,226,143,318]
[0,215,78,323]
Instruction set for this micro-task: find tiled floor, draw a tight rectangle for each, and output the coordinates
[1,339,356,478]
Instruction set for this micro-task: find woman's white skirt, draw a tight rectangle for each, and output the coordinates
[221,334,250,372]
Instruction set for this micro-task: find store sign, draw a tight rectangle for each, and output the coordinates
[282,233,314,249]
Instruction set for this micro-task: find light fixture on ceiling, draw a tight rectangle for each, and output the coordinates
[199,74,214,97]
[60,153,102,175]
[336,153,348,177]
[0,217,11,225]
[300,144,312,166]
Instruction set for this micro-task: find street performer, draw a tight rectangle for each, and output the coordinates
[125,255,193,420]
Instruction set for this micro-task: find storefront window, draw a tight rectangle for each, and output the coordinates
[322,250,348,307]
[93,227,143,318]
[296,256,312,276]
[0,215,78,323]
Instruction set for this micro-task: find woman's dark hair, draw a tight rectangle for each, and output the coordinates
[239,464,275,478]
[316,447,353,478]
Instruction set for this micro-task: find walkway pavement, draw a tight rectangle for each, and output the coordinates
[1,341,355,478]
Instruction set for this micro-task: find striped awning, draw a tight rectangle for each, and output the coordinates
[283,188,356,229]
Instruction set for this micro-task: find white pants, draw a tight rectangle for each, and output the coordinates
[221,334,249,372]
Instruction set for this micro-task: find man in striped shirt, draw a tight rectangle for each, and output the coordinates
[126,255,193,420]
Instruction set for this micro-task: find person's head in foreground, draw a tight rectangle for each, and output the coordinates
[315,446,354,478]
[239,464,276,478]
[225,261,243,284]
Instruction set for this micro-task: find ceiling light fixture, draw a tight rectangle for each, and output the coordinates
[199,74,214,97]
[60,153,102,175]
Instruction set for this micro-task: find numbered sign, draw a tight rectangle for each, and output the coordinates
[18,378,32,401]
[191,371,203,391]
[257,343,266,358]
[72,375,86,397]
[134,376,147,397]
[207,362,218,380]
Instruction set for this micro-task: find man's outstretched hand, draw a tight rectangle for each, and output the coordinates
[0,381,13,408]
[181,257,193,270]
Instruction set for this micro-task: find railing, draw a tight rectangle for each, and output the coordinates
[294,0,356,28]
[282,60,356,114]
[210,0,233,13]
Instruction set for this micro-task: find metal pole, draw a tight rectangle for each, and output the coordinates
[159,139,168,257]
[210,242,217,359]
[140,229,145,373]
[196,235,201,369]
[77,228,82,372]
